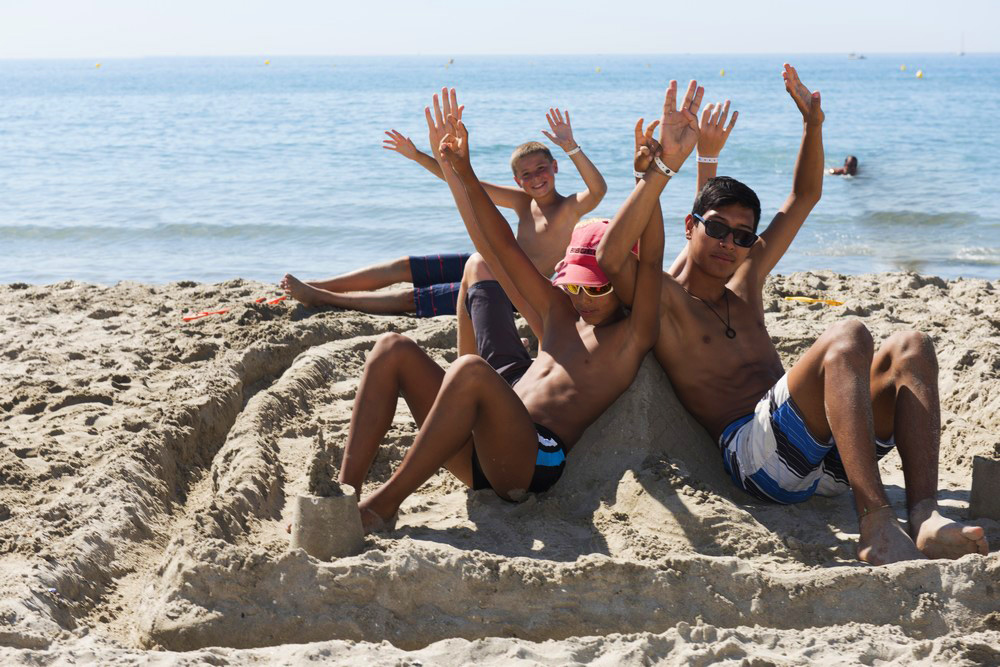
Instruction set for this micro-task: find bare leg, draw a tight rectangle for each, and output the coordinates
[307,257,412,293]
[456,261,476,357]
[359,355,539,531]
[869,332,988,558]
[281,274,415,314]
[339,333,473,496]
[787,320,924,565]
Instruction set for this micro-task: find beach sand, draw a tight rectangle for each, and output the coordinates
[1,271,998,665]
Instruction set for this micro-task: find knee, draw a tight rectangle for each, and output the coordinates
[883,330,938,376]
[462,253,495,285]
[368,332,417,365]
[443,354,494,387]
[823,320,874,369]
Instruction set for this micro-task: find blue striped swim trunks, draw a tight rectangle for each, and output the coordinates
[718,374,895,504]
[409,253,471,317]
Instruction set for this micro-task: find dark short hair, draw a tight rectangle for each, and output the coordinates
[693,176,762,231]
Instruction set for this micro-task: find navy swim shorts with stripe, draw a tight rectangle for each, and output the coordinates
[464,279,566,495]
[718,374,896,504]
[471,422,568,495]
[409,253,471,317]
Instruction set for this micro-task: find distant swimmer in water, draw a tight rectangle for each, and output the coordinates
[828,155,858,176]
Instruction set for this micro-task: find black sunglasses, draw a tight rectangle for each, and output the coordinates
[692,213,758,248]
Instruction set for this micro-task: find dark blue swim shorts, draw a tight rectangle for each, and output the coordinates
[409,253,471,317]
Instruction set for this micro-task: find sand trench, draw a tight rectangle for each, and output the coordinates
[1,274,998,665]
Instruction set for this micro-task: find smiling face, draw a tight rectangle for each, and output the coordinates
[512,153,557,199]
[684,204,757,279]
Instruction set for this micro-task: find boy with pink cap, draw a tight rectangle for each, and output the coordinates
[335,85,700,532]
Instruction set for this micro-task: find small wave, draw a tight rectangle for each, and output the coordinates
[803,244,874,257]
[861,211,980,226]
[953,246,1000,266]
[1,222,335,241]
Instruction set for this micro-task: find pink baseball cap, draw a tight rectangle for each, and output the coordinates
[551,220,612,287]
[551,220,638,287]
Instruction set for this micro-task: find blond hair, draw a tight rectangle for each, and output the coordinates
[509,142,554,174]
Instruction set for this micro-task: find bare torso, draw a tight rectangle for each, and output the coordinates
[514,194,581,276]
[512,301,644,449]
[655,275,784,440]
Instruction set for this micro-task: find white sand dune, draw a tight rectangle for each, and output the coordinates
[0,272,998,665]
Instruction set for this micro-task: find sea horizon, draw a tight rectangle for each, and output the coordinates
[3,53,998,285]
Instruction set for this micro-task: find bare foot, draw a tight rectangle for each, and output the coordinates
[358,504,397,535]
[909,499,989,559]
[281,273,328,307]
[857,506,926,565]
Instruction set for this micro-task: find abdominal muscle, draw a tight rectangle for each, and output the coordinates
[658,337,785,441]
[513,340,638,449]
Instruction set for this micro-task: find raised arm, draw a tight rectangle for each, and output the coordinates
[384,91,531,210]
[695,100,738,196]
[599,118,660,307]
[383,129,447,178]
[431,93,559,320]
[668,99,739,276]
[598,80,702,306]
[542,108,607,214]
[750,64,824,279]
[599,147,666,349]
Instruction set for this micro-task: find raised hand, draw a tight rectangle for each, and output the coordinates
[659,79,704,172]
[424,87,465,164]
[633,118,661,174]
[439,114,471,172]
[782,63,824,125]
[382,129,419,161]
[697,100,738,158]
[541,108,577,152]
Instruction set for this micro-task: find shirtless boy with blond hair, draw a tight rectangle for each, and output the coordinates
[282,93,607,353]
[598,65,989,566]
[335,87,682,531]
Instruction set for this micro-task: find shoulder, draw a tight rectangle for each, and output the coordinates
[727,266,766,310]
[659,272,689,310]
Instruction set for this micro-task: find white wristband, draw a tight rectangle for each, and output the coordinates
[697,156,719,164]
[565,146,582,156]
[633,169,645,179]
[653,155,677,177]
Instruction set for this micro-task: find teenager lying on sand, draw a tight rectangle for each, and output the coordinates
[597,64,989,565]
[336,88,678,532]
[281,99,607,352]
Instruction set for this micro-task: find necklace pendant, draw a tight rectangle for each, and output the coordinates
[725,327,736,339]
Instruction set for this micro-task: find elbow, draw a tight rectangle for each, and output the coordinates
[792,187,821,209]
[596,245,623,275]
[594,181,608,201]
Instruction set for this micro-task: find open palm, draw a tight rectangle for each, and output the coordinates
[659,79,704,169]
[424,87,465,163]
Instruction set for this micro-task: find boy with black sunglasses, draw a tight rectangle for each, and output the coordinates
[333,87,674,532]
[598,64,988,565]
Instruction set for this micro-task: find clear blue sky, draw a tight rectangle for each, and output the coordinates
[1,0,996,59]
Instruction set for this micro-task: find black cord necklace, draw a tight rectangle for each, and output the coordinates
[688,289,736,339]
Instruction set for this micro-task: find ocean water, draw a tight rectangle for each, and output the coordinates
[1,54,998,285]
